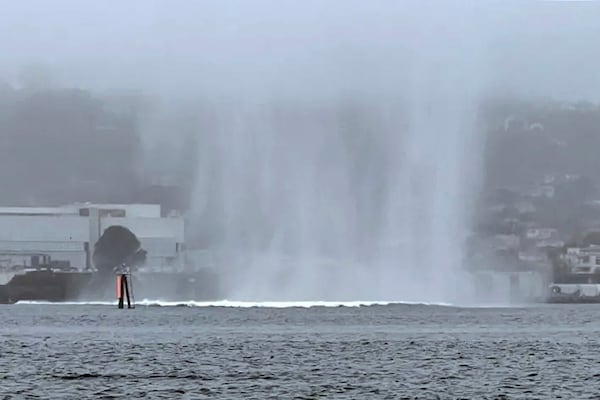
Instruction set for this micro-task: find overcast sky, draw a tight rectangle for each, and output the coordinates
[1,1,599,101]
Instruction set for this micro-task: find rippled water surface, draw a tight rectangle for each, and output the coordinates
[2,302,600,399]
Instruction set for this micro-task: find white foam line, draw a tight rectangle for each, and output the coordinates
[14,299,455,308]
[14,300,117,306]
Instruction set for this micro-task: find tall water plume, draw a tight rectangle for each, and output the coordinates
[191,7,487,303]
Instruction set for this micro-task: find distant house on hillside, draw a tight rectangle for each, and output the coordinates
[564,245,600,274]
[515,200,536,214]
[524,227,564,250]
[492,234,520,251]
[521,184,554,199]
[526,228,559,241]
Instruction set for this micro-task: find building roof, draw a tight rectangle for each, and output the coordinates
[0,203,162,218]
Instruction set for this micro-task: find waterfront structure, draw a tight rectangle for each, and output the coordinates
[0,203,184,273]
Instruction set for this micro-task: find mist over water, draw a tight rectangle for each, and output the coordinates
[3,1,599,303]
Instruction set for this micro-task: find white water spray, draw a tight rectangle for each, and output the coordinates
[191,11,487,303]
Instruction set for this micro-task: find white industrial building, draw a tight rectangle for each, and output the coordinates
[0,203,184,272]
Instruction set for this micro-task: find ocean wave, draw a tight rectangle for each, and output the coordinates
[14,299,454,308]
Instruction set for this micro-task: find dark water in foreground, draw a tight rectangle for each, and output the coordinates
[1,302,600,399]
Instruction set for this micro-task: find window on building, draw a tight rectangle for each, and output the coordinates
[581,255,591,263]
